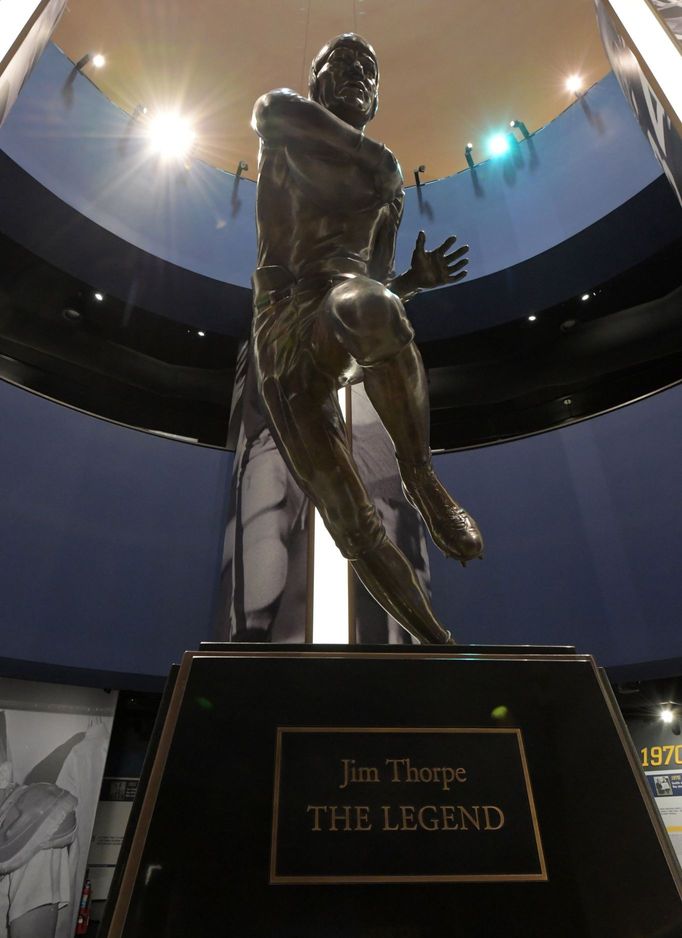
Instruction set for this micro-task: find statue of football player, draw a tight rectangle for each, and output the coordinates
[250,33,482,644]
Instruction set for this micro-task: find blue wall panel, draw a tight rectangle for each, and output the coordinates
[2,379,680,677]
[0,380,232,677]
[429,385,682,671]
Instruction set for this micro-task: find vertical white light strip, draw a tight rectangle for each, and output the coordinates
[311,390,350,644]
[608,0,682,122]
[0,0,44,66]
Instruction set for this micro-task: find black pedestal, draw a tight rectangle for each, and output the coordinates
[104,646,682,937]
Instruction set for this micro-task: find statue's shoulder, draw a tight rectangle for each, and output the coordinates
[252,88,309,141]
[258,87,299,107]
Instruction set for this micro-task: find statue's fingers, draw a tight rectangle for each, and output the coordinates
[436,235,457,254]
[416,230,426,251]
[443,244,469,262]
[446,257,469,274]
[447,269,469,283]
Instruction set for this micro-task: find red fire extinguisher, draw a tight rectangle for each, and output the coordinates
[75,877,91,935]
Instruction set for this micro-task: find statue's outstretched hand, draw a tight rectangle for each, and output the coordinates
[409,231,469,289]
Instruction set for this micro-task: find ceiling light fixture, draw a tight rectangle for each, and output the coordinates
[413,164,426,187]
[74,52,106,72]
[464,143,475,170]
[488,133,511,158]
[565,74,583,97]
[147,111,196,161]
[510,119,531,140]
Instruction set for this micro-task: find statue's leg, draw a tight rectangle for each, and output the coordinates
[326,276,483,564]
[257,367,453,645]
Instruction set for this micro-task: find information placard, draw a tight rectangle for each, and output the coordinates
[271,726,546,883]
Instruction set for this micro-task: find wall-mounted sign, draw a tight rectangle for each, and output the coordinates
[632,733,682,865]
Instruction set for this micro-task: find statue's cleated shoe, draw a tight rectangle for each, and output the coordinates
[398,460,484,564]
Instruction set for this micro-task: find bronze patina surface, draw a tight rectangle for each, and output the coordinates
[251,34,482,644]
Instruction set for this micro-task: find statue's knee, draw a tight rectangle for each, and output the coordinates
[330,278,413,364]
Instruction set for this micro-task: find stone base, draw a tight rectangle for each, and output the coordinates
[103,644,682,937]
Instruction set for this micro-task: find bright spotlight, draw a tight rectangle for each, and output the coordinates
[661,708,674,723]
[93,292,104,302]
[566,74,583,95]
[488,133,510,157]
[581,293,590,301]
[528,315,537,322]
[147,112,196,161]
[92,54,106,69]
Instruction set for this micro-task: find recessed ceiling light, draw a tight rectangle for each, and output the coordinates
[92,54,106,69]
[581,293,590,301]
[94,292,104,301]
[197,330,205,337]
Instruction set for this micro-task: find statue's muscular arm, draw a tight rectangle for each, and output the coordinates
[252,89,402,210]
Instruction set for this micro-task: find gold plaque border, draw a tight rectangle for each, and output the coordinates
[270,725,547,885]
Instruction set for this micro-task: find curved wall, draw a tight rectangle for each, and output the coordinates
[429,383,682,675]
[0,379,233,679]
[2,376,681,679]
[0,45,665,318]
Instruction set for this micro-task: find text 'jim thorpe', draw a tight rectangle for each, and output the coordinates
[303,757,505,832]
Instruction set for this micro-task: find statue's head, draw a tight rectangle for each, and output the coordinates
[309,34,379,129]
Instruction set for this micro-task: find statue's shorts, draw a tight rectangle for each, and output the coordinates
[251,264,415,384]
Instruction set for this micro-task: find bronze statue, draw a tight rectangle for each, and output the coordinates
[250,34,482,644]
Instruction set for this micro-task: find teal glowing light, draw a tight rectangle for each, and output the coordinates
[488,133,510,157]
